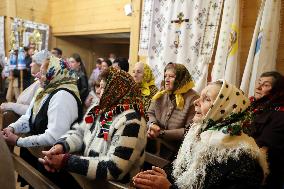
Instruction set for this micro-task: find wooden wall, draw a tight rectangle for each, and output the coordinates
[50,0,132,36]
[49,0,133,76]
[0,1,6,15]
[2,0,50,54]
[13,0,50,24]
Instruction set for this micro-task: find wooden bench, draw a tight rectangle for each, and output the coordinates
[12,153,60,189]
[10,150,170,189]
[1,110,170,189]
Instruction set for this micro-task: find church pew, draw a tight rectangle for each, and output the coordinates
[106,152,170,189]
[9,148,170,189]
[12,152,60,189]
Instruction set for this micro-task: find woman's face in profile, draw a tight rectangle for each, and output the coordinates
[254,76,273,100]
[38,60,49,87]
[193,84,221,123]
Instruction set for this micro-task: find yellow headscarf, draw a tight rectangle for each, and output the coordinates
[152,63,195,110]
[140,62,156,96]
[33,56,80,115]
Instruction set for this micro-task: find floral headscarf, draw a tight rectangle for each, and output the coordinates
[85,67,144,140]
[33,56,80,115]
[152,63,195,110]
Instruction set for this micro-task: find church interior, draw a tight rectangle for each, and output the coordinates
[0,0,284,189]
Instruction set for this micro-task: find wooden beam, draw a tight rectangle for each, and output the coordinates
[53,28,131,37]
[92,38,130,45]
[12,153,60,189]
[129,0,142,69]
[145,152,170,168]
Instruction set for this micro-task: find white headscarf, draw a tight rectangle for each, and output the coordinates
[32,49,50,65]
[172,80,269,189]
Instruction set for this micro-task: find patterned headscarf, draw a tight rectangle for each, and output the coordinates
[201,79,251,135]
[152,63,195,110]
[33,56,80,115]
[205,80,250,121]
[85,67,144,140]
[172,80,268,188]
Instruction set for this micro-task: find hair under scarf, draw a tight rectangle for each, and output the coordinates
[152,63,195,110]
[172,80,268,189]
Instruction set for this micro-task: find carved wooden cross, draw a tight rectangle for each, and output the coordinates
[171,12,189,50]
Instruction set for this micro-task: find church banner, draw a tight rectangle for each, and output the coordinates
[240,0,281,96]
[211,0,240,86]
[140,0,223,92]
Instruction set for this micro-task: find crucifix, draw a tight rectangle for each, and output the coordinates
[171,12,189,51]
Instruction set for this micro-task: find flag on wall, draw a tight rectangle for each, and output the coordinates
[211,0,240,86]
[240,0,281,96]
[0,16,5,66]
[139,0,223,92]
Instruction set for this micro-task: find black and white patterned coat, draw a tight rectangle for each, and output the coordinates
[57,109,147,182]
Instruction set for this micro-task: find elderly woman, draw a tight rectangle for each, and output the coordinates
[39,68,147,187]
[1,56,83,189]
[147,63,198,159]
[2,56,82,148]
[133,80,268,189]
[132,62,158,114]
[0,50,48,116]
[249,71,284,189]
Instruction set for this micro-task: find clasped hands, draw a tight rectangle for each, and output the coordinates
[38,144,65,172]
[1,127,19,146]
[133,166,171,189]
[147,124,161,139]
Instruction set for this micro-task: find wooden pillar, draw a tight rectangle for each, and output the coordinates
[4,0,16,55]
[129,0,142,71]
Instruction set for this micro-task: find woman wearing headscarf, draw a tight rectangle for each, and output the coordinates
[2,56,82,148]
[147,63,198,159]
[132,62,158,114]
[2,56,83,189]
[133,80,268,189]
[39,68,147,187]
[0,50,48,116]
[249,71,284,189]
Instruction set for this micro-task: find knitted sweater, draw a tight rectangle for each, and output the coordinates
[57,109,147,182]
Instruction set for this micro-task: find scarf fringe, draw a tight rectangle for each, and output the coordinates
[173,124,269,189]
